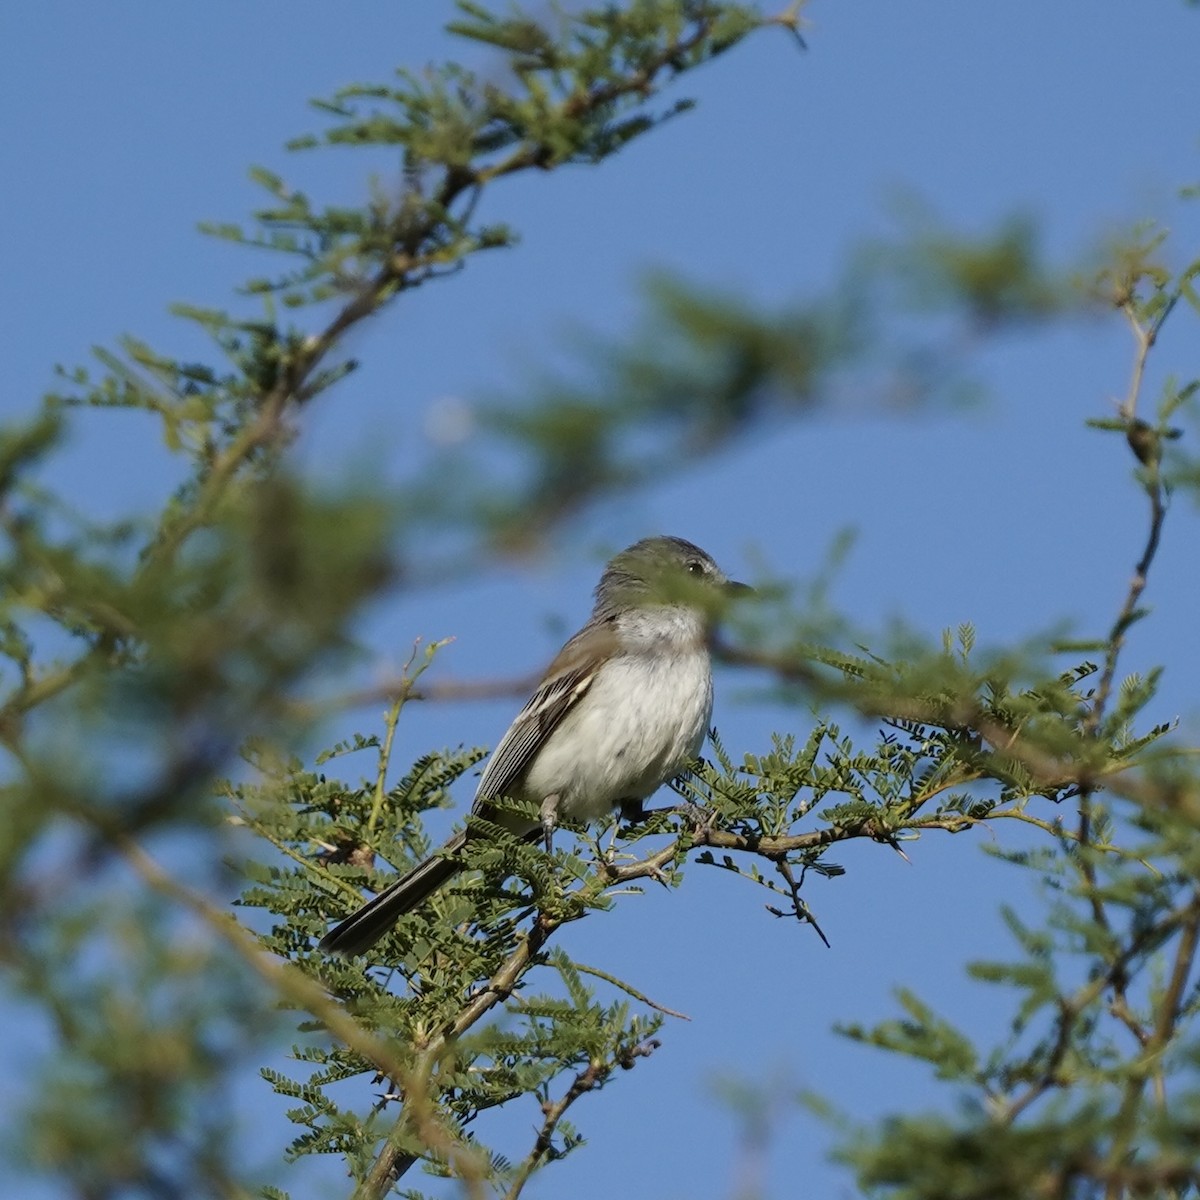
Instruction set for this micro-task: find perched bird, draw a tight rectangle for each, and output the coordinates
[319,535,749,957]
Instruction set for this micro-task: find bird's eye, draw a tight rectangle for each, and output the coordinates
[686,560,705,576]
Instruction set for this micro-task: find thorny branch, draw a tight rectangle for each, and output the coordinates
[1084,298,1170,739]
[1103,892,1200,1186]
[355,789,924,1195]
[359,912,562,1197]
[503,1039,660,1200]
[1074,294,1173,1081]
[767,858,831,946]
[348,790,1062,1195]
[992,893,1200,1126]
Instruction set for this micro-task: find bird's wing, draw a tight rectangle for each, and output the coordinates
[474,622,618,806]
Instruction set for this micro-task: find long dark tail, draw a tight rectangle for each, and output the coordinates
[318,842,464,958]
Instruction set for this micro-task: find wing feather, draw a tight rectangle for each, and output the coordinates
[473,622,617,806]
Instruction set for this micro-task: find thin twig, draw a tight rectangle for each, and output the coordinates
[566,959,691,1021]
[285,669,542,721]
[1086,302,1168,737]
[1102,892,1200,1189]
[996,893,1200,1125]
[367,639,451,835]
[766,858,831,946]
[1071,298,1172,1071]
[503,1039,660,1200]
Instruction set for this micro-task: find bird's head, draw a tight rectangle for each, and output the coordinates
[593,536,752,622]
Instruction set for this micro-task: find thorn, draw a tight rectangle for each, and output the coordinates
[864,820,912,863]
[771,0,810,50]
[806,909,832,949]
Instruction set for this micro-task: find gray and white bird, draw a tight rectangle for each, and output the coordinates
[318,536,749,957]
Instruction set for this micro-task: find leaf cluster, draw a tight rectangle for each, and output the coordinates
[231,725,677,1195]
[832,791,1200,1199]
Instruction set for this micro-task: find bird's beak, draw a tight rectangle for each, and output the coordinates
[723,579,754,597]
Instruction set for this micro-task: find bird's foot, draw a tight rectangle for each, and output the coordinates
[619,798,647,823]
[619,799,714,832]
[539,793,560,854]
[643,801,716,831]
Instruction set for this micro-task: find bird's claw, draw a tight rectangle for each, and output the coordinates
[672,801,716,829]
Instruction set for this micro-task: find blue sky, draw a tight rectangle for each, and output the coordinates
[4,3,1200,1197]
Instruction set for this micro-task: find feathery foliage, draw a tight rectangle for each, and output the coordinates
[4,3,1200,1199]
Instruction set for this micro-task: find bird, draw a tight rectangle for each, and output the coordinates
[318,535,749,957]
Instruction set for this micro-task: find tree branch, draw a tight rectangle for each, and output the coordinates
[503,1038,660,1200]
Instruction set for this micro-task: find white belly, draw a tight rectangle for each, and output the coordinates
[520,648,713,822]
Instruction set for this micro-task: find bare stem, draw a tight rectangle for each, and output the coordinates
[367,640,450,836]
